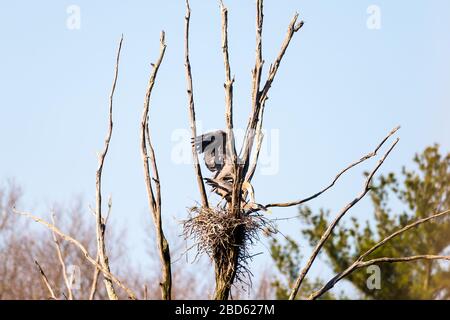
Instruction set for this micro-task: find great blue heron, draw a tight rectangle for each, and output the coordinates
[193,130,265,213]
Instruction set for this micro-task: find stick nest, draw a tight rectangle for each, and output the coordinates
[182,206,275,287]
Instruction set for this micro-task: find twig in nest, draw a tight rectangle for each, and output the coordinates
[182,206,275,289]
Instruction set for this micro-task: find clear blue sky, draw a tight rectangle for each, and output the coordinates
[1,1,449,298]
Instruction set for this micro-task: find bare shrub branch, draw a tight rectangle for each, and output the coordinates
[14,209,137,299]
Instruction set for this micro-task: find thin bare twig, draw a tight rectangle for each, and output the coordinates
[34,260,57,300]
[50,213,73,300]
[361,209,450,261]
[265,126,400,209]
[239,0,264,160]
[185,0,209,208]
[359,255,450,266]
[258,14,303,105]
[241,0,303,179]
[309,208,450,300]
[245,106,265,183]
[14,209,137,299]
[289,136,400,300]
[243,0,266,189]
[94,35,124,300]
[88,198,111,300]
[88,256,101,300]
[89,196,112,300]
[220,1,241,216]
[140,31,172,300]
[309,256,450,301]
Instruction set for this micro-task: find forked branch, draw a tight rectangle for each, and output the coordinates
[308,209,450,299]
[289,134,400,300]
[241,0,304,183]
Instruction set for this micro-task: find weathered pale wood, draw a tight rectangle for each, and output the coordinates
[308,209,450,300]
[241,0,303,181]
[14,209,137,299]
[50,214,73,300]
[94,35,124,300]
[265,126,400,209]
[140,31,172,300]
[184,0,209,209]
[34,260,57,300]
[289,137,399,300]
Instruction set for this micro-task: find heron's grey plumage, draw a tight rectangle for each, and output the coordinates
[193,130,234,198]
[192,130,229,174]
[193,130,265,213]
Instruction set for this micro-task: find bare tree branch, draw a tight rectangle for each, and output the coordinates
[220,1,241,215]
[242,0,265,186]
[239,0,264,161]
[140,31,172,300]
[265,126,401,209]
[289,136,400,300]
[89,196,112,300]
[358,255,450,266]
[241,0,303,180]
[245,106,264,183]
[184,0,209,209]
[309,208,450,300]
[253,0,264,114]
[258,14,303,104]
[50,213,73,300]
[360,209,450,261]
[94,35,124,301]
[34,260,57,300]
[14,209,137,299]
[88,256,101,300]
